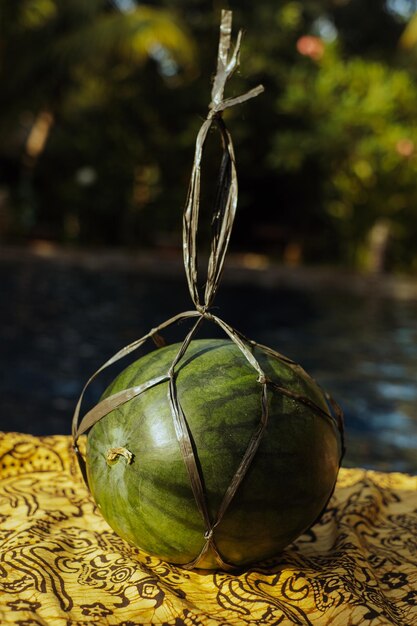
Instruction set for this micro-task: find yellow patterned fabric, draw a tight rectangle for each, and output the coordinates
[0,433,417,625]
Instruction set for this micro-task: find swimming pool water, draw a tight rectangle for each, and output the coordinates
[2,254,417,473]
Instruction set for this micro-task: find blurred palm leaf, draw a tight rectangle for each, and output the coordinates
[399,12,417,49]
[52,6,196,69]
[0,0,196,119]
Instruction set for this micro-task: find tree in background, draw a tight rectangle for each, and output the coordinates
[2,0,417,272]
[239,0,417,271]
[271,35,417,271]
[0,0,196,244]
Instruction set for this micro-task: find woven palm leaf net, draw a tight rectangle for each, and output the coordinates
[4,10,417,626]
[72,9,344,572]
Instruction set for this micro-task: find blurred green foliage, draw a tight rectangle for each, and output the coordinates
[2,0,417,271]
[273,43,417,269]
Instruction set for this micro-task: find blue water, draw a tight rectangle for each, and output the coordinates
[2,254,417,474]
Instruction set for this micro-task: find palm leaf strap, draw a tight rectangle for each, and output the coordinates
[72,9,344,571]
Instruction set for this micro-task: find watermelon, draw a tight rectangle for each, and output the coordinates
[86,338,343,570]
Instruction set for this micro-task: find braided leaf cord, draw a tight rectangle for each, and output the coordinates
[72,10,344,571]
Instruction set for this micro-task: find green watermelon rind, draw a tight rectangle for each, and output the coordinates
[86,338,342,569]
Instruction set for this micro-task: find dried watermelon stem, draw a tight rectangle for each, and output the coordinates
[105,447,133,466]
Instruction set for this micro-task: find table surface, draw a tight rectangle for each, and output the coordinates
[0,431,416,625]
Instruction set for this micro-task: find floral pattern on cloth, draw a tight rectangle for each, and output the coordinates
[0,432,416,626]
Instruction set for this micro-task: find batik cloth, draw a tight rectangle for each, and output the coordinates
[0,432,416,625]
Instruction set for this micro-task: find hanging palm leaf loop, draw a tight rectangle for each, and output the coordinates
[72,10,345,572]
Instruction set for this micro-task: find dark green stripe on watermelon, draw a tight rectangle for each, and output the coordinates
[86,339,342,569]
